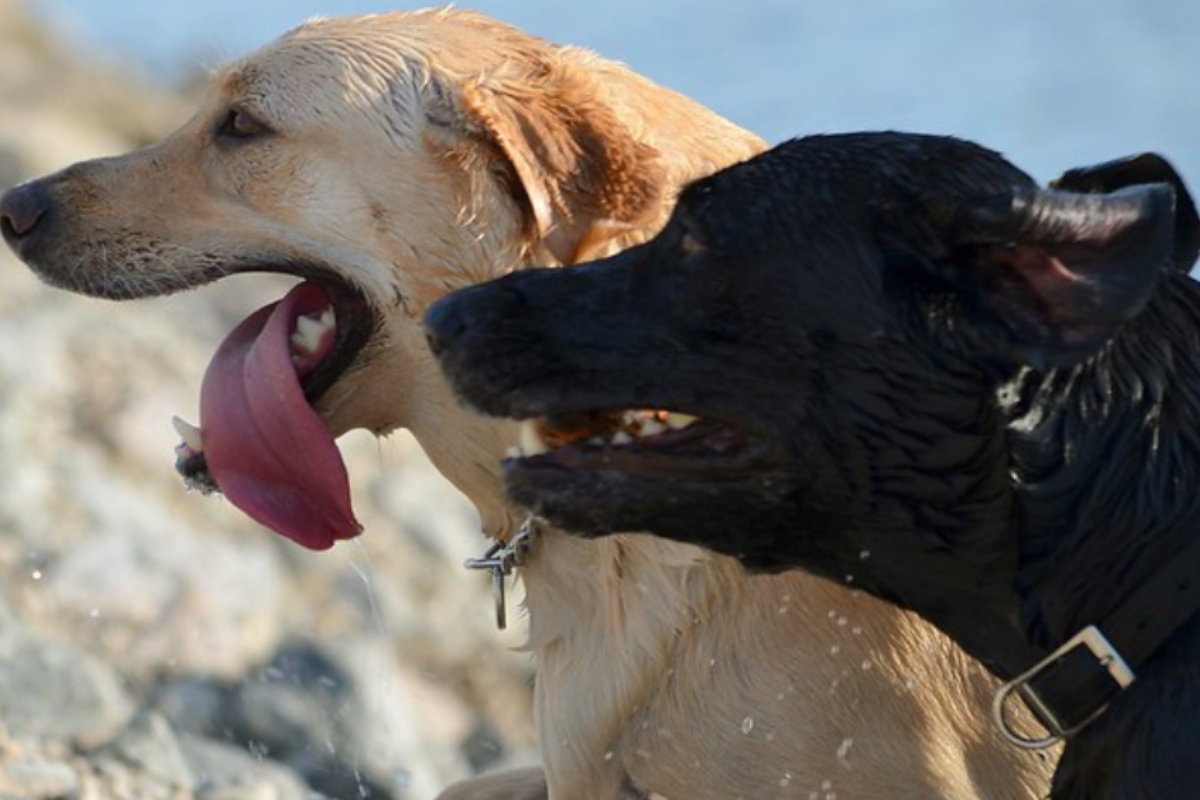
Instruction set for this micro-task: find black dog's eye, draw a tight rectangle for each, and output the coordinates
[217,107,270,141]
[680,230,708,256]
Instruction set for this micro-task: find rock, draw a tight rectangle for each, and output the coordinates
[91,712,193,791]
[179,735,309,800]
[43,526,288,681]
[0,617,133,748]
[162,638,473,800]
[0,757,79,798]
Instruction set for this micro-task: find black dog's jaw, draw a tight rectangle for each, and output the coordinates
[428,133,1194,799]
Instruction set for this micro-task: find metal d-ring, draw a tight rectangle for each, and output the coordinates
[464,516,537,630]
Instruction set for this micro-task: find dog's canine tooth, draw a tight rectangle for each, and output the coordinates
[171,415,203,453]
[505,446,523,459]
[665,412,698,429]
[520,420,550,456]
[612,430,634,446]
[291,313,330,356]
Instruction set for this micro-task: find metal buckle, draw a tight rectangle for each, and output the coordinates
[464,516,536,630]
[992,624,1136,749]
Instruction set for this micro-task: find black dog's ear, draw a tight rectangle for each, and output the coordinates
[953,183,1176,367]
[1052,153,1199,273]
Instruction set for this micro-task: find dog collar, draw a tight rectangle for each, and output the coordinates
[993,533,1200,748]
[463,514,538,630]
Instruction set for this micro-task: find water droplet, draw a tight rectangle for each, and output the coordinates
[836,616,848,627]
[851,626,863,635]
[30,569,42,581]
[861,660,873,671]
[779,771,793,787]
[905,677,918,691]
[844,574,855,584]
[87,607,99,619]
[603,750,614,762]
[778,605,789,614]
[837,737,854,761]
[858,549,871,560]
[821,779,833,790]
[829,645,840,656]
[741,716,755,735]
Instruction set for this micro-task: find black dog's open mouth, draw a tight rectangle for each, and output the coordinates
[507,408,779,478]
[171,270,375,550]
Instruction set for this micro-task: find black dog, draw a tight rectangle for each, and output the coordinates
[426,132,1200,799]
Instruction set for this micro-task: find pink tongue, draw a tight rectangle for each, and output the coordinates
[200,281,361,550]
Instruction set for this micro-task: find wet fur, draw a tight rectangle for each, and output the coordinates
[427,134,1196,799]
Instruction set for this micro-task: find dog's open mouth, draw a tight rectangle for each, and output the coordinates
[507,409,773,477]
[499,406,792,535]
[172,278,373,550]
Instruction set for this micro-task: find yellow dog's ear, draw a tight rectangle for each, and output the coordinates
[459,58,667,264]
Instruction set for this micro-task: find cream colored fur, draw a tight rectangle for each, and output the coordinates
[28,9,1053,799]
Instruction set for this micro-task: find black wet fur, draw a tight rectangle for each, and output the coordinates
[427,132,1197,799]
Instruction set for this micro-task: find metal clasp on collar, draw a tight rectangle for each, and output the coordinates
[464,516,537,630]
[992,624,1136,749]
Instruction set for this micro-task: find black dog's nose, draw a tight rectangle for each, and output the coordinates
[425,281,527,357]
[0,181,51,244]
[424,292,471,356]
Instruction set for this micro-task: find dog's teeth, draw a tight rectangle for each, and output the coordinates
[637,419,666,438]
[171,416,203,453]
[665,412,698,429]
[520,420,549,456]
[505,446,523,459]
[611,431,633,446]
[291,314,327,356]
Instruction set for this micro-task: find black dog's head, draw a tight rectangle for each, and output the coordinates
[426,133,1177,615]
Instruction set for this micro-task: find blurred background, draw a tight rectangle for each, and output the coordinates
[0,1,1195,798]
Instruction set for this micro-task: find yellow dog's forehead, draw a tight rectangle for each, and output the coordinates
[236,9,550,84]
[214,44,422,133]
[209,9,550,136]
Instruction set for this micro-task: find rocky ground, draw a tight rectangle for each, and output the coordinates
[0,2,537,797]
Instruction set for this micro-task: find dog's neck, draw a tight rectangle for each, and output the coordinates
[1007,272,1200,647]
[1006,271,1200,798]
[805,339,1041,678]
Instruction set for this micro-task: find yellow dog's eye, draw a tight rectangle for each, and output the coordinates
[218,108,269,140]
